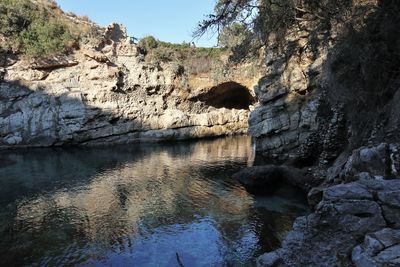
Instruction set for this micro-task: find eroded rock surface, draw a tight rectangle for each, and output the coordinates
[255,142,400,266]
[0,24,257,148]
[248,28,343,163]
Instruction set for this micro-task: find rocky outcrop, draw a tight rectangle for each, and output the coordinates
[248,27,338,163]
[326,143,400,183]
[0,24,257,148]
[258,178,400,266]
[248,24,355,165]
[255,142,400,266]
[249,0,400,165]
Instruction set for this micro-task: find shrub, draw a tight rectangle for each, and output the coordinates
[21,17,75,56]
[137,35,227,75]
[138,35,159,53]
[0,0,82,57]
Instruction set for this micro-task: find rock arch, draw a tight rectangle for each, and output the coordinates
[191,81,255,110]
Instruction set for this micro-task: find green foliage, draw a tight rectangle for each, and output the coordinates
[254,0,296,41]
[218,22,261,63]
[0,0,79,57]
[138,35,159,52]
[138,35,227,75]
[21,17,75,56]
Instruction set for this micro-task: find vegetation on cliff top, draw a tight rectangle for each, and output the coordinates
[138,35,228,75]
[0,0,96,57]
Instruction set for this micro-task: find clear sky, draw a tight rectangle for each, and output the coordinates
[56,0,218,47]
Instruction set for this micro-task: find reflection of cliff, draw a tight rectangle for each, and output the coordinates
[0,136,306,265]
[0,136,251,201]
[12,136,253,232]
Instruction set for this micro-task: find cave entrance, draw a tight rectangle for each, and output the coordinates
[191,82,255,110]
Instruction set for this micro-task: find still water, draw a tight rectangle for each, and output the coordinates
[0,136,308,266]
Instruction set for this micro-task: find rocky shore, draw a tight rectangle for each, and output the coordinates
[235,143,400,266]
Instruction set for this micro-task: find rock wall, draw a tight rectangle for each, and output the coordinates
[0,24,257,148]
[249,25,346,164]
[249,0,400,166]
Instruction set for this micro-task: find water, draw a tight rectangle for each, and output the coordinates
[0,136,308,266]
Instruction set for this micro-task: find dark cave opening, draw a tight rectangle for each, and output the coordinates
[191,82,256,110]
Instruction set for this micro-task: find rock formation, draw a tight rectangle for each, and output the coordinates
[257,164,400,266]
[0,24,258,148]
[249,0,399,166]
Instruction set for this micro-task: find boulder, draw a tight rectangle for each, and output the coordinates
[232,165,287,193]
[327,143,400,182]
[322,182,372,202]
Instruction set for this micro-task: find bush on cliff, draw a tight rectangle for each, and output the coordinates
[0,0,83,57]
[138,35,227,75]
[138,36,159,52]
[20,16,76,56]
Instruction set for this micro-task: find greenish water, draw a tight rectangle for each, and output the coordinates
[0,136,308,266]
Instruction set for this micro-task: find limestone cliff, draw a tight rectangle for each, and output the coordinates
[0,24,259,148]
[249,0,400,168]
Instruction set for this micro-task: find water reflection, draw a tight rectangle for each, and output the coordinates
[0,136,308,266]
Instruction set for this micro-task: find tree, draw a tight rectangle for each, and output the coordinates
[194,0,353,46]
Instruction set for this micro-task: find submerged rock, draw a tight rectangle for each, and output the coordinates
[232,165,314,193]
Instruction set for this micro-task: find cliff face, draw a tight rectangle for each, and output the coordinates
[249,27,334,163]
[249,0,400,167]
[0,24,258,148]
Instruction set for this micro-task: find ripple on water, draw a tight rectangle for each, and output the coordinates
[0,136,309,266]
